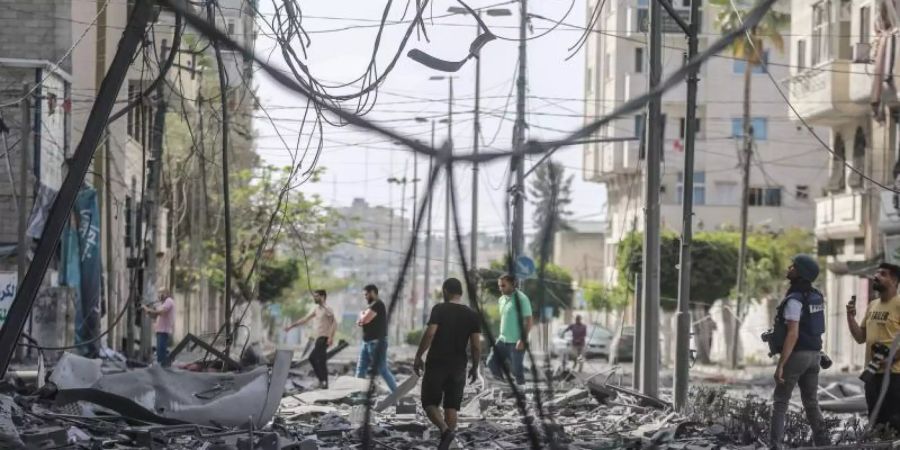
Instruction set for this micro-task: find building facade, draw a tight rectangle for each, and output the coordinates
[583,0,830,290]
[785,0,900,369]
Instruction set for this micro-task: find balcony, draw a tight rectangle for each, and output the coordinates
[784,60,867,126]
[815,192,866,239]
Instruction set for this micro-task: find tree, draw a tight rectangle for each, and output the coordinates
[477,259,575,320]
[710,0,789,368]
[528,160,573,258]
[583,281,629,313]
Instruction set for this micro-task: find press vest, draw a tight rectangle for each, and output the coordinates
[772,289,826,352]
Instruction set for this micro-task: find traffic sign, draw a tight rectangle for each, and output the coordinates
[515,255,536,279]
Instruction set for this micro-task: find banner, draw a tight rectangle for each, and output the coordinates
[75,187,102,357]
[0,272,16,326]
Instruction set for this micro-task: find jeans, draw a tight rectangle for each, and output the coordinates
[309,336,329,384]
[156,332,170,366]
[488,341,526,385]
[770,350,828,449]
[356,339,398,392]
[864,373,900,432]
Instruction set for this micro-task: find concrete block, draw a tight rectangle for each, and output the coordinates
[299,439,319,450]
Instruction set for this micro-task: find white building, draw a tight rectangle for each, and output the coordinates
[583,0,830,289]
[785,0,900,370]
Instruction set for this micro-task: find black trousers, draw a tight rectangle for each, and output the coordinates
[309,336,329,383]
[865,373,900,432]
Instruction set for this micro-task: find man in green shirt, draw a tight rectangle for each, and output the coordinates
[487,274,533,385]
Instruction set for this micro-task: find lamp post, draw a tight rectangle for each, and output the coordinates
[414,116,448,326]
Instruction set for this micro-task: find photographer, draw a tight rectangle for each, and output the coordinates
[847,263,900,431]
[768,255,828,449]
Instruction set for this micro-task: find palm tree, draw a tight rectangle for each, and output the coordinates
[709,0,789,368]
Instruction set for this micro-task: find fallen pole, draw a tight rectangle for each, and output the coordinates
[0,0,153,379]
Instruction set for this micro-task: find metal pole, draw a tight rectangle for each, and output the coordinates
[640,0,663,398]
[17,85,30,358]
[674,0,701,411]
[208,0,235,351]
[397,161,408,343]
[511,0,528,262]
[443,78,453,281]
[471,15,481,271]
[632,272,642,389]
[422,122,435,325]
[141,83,167,362]
[0,0,153,377]
[410,151,418,331]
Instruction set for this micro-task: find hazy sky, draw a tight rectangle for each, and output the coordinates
[252,0,606,238]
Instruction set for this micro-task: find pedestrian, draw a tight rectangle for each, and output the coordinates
[284,290,336,389]
[142,290,175,366]
[768,254,828,449]
[487,274,532,385]
[564,315,587,372]
[847,262,900,432]
[355,284,398,392]
[413,278,481,450]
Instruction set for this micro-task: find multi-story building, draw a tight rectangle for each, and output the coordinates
[583,0,830,289]
[785,0,900,369]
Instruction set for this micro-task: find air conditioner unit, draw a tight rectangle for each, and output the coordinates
[853,42,872,63]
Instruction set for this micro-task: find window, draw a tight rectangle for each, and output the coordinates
[634,114,645,138]
[227,20,236,35]
[678,118,700,138]
[854,237,866,254]
[125,195,134,248]
[714,181,739,205]
[849,127,866,188]
[160,38,168,62]
[749,187,782,206]
[731,118,768,140]
[676,171,706,205]
[796,185,810,200]
[797,40,807,71]
[829,133,847,191]
[733,50,769,74]
[682,0,690,6]
[635,47,644,73]
[812,1,832,66]
[586,67,593,93]
[860,6,871,44]
[833,239,845,255]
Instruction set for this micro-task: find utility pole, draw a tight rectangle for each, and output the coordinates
[443,78,454,281]
[732,133,753,369]
[410,150,418,331]
[471,14,482,271]
[632,273,642,389]
[674,0,701,411]
[141,83,167,362]
[209,0,235,352]
[510,0,528,263]
[16,84,30,363]
[423,121,435,325]
[640,0,663,398]
[0,0,153,378]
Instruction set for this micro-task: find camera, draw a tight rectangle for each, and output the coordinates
[761,329,781,357]
[820,351,833,370]
[860,343,891,383]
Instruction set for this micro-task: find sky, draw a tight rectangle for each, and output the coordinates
[251,0,606,238]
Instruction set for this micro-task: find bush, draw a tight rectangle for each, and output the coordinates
[406,328,424,346]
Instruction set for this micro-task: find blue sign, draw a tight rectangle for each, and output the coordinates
[515,256,535,279]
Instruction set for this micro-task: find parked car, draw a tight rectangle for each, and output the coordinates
[551,325,613,359]
[609,326,635,364]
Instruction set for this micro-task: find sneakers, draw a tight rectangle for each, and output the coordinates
[438,429,456,450]
[318,380,328,389]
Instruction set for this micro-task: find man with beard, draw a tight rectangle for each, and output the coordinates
[285,290,336,389]
[848,263,900,431]
[768,255,828,449]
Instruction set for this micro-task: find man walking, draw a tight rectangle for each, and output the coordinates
[414,278,481,450]
[285,290,336,389]
[356,284,398,392]
[563,315,587,372]
[142,290,175,366]
[769,254,828,449]
[488,274,532,385]
[847,262,900,432]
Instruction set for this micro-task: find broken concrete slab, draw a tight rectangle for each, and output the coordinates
[0,395,23,449]
[294,376,377,404]
[547,388,589,408]
[375,373,419,412]
[819,394,867,413]
[53,350,293,428]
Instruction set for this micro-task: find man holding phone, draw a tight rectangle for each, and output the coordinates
[847,262,900,431]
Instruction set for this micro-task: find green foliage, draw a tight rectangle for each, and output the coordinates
[477,258,575,317]
[583,281,629,312]
[615,229,814,310]
[709,0,790,63]
[528,160,574,258]
[258,258,300,303]
[406,329,424,346]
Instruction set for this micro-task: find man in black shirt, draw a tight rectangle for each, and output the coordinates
[414,278,482,450]
[355,284,398,392]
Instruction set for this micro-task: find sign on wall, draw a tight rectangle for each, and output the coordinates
[0,272,16,326]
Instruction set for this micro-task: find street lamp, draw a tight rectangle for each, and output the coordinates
[413,116,448,326]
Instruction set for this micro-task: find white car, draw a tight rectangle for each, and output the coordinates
[551,325,613,359]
